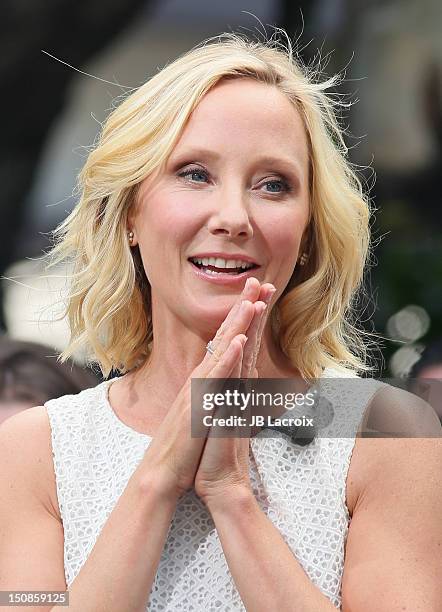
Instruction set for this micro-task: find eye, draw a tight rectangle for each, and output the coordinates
[177,166,209,183]
[260,178,292,195]
[177,166,293,195]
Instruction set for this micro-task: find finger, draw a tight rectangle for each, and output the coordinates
[211,339,245,438]
[241,301,267,378]
[209,334,247,378]
[255,286,277,344]
[258,283,277,306]
[243,276,261,301]
[197,282,253,373]
[215,277,259,336]
[241,285,277,378]
[197,279,275,377]
[207,278,272,365]
[231,337,244,379]
[200,300,255,376]
[191,334,247,438]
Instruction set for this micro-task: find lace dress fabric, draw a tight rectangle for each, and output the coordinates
[45,368,384,610]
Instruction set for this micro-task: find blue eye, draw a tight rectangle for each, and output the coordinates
[178,167,208,183]
[177,166,292,195]
[263,179,291,194]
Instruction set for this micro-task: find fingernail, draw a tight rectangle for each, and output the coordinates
[266,289,276,304]
[244,278,251,291]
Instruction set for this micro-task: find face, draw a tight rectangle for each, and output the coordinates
[130,78,310,334]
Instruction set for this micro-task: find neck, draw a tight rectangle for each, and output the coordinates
[123,309,299,416]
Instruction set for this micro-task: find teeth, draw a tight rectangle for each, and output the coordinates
[191,257,254,269]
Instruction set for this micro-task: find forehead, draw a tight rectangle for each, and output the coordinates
[172,78,309,172]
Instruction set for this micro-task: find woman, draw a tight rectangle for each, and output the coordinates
[0,32,440,611]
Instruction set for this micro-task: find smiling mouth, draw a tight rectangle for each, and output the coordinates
[188,258,259,276]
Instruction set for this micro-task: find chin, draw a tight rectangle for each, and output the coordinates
[186,304,228,333]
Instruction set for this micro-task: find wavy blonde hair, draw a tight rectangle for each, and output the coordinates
[49,30,376,379]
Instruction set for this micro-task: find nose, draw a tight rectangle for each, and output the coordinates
[206,185,253,238]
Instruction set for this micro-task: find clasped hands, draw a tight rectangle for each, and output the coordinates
[194,277,276,510]
[141,277,277,509]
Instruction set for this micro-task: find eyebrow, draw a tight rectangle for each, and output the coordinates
[168,147,303,177]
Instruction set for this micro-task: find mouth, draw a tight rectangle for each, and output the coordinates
[188,256,260,277]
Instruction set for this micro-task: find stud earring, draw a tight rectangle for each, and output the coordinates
[128,230,134,245]
[298,252,308,266]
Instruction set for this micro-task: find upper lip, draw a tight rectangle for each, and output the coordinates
[188,252,260,266]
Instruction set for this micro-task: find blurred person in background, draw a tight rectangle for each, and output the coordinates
[0,336,99,425]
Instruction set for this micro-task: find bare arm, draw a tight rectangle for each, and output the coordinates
[0,408,66,611]
[341,435,442,611]
[65,469,178,611]
[0,407,180,612]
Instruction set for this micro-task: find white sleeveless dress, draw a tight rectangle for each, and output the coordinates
[45,368,384,610]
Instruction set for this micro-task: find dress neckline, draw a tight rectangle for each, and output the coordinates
[101,367,339,440]
[102,377,153,440]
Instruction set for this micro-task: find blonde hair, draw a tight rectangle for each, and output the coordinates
[49,30,376,379]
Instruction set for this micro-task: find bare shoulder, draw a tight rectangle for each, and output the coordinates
[0,408,66,594]
[341,386,442,610]
[0,406,61,523]
[346,383,442,515]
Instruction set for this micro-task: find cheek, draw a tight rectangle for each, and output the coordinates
[263,209,306,262]
[136,194,204,265]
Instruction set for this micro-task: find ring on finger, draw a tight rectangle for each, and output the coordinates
[206,340,222,362]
